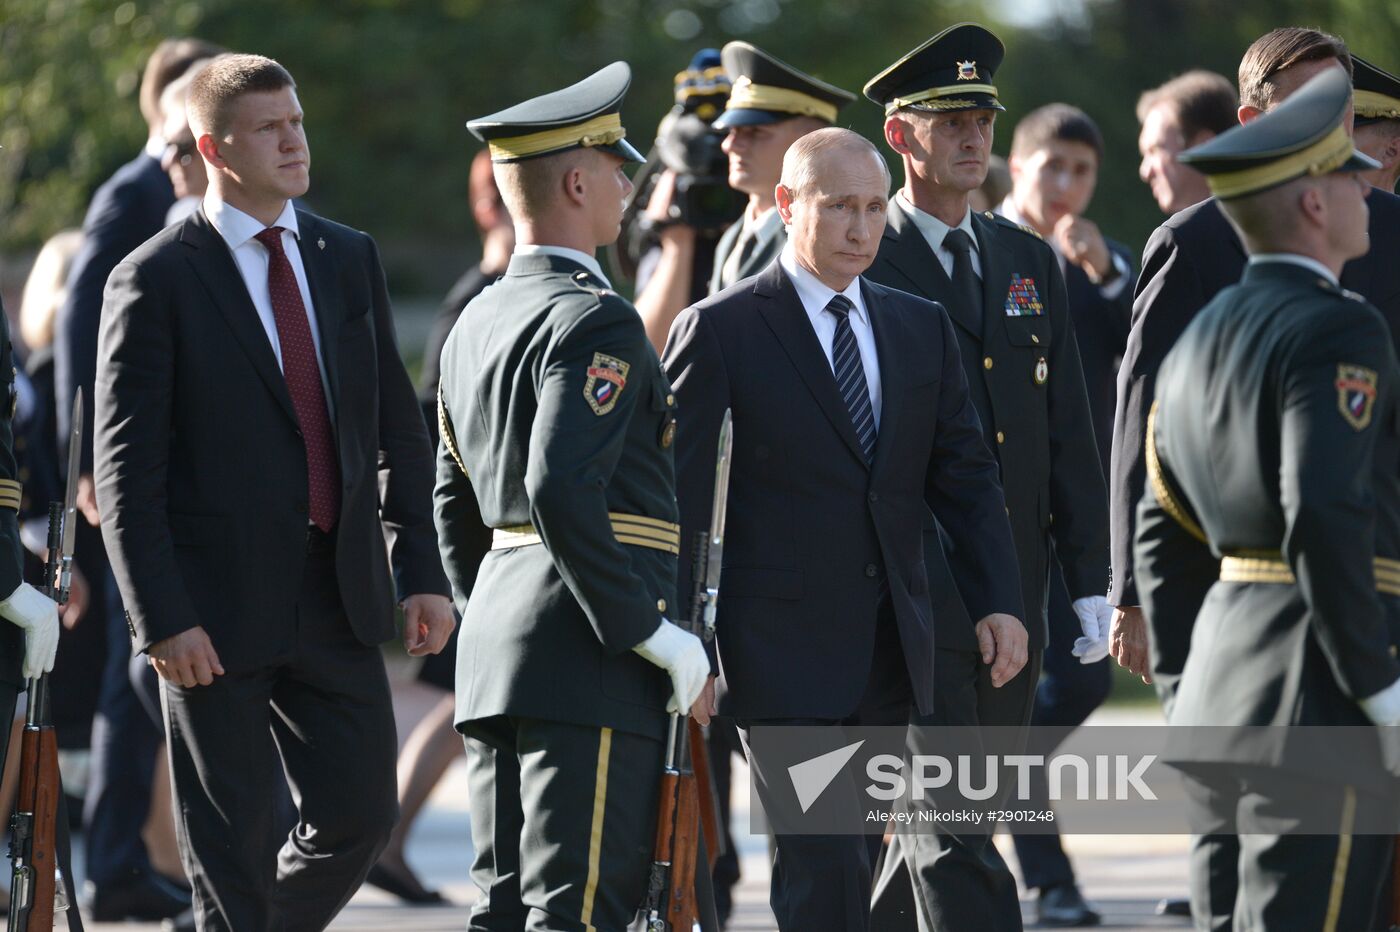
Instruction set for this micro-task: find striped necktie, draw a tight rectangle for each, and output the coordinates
[827,294,876,462]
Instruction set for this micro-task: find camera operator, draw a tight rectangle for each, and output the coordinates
[627,51,742,352]
[635,43,855,353]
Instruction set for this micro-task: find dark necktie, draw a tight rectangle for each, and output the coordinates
[254,227,341,531]
[942,227,983,319]
[827,294,876,462]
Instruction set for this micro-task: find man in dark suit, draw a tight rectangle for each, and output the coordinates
[95,54,454,932]
[56,36,223,922]
[665,126,1023,932]
[1137,68,1400,930]
[996,102,1131,927]
[435,63,712,931]
[1107,26,1400,929]
[861,24,1111,930]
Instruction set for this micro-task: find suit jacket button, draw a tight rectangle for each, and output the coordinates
[865,564,878,578]
[996,431,1006,444]
[657,599,667,613]
[868,491,879,504]
[983,356,994,370]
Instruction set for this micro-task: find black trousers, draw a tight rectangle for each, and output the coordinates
[1180,765,1392,932]
[161,543,397,932]
[461,715,664,931]
[739,604,913,932]
[1009,566,1111,891]
[870,645,1042,932]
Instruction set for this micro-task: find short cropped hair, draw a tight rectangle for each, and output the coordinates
[1136,71,1238,140]
[1010,103,1104,164]
[1238,27,1351,112]
[780,127,890,199]
[493,148,587,220]
[139,37,225,129]
[187,53,296,139]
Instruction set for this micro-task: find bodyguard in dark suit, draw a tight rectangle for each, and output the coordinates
[95,55,454,932]
[57,37,222,921]
[862,25,1110,931]
[435,64,711,931]
[666,127,1023,932]
[1136,69,1400,930]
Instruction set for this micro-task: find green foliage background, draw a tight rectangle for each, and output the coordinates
[3,0,1400,295]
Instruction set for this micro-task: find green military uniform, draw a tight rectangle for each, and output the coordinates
[863,25,1109,932]
[707,42,855,293]
[435,64,690,931]
[0,306,26,689]
[1135,68,1400,930]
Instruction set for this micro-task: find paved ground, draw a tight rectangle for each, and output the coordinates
[82,682,1190,931]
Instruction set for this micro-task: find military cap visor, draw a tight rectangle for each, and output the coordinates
[712,42,855,130]
[1179,68,1378,200]
[468,61,644,164]
[865,23,1006,116]
[1353,55,1400,126]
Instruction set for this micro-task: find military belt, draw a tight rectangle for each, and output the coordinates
[1219,551,1400,596]
[491,512,681,555]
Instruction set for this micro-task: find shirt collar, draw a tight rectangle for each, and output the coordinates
[203,195,300,251]
[513,244,610,288]
[897,191,977,254]
[779,244,867,326]
[1248,253,1338,286]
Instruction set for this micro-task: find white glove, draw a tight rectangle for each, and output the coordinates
[1360,678,1400,776]
[1070,595,1112,664]
[0,582,60,680]
[632,619,709,715]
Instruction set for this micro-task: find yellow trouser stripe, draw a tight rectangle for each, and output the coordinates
[1219,553,1400,594]
[1322,786,1355,932]
[580,726,612,931]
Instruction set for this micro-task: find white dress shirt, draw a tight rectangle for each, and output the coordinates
[721,207,781,286]
[203,195,328,378]
[514,244,611,287]
[779,246,882,428]
[1248,253,1339,286]
[897,192,982,279]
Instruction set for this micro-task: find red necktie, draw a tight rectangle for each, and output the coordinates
[254,227,340,532]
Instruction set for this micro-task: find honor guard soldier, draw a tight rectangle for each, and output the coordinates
[1352,54,1400,192]
[435,63,711,930]
[862,24,1111,932]
[708,42,856,293]
[1136,68,1400,931]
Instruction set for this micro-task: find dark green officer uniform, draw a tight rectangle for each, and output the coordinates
[1136,68,1400,931]
[707,42,855,294]
[435,64,684,931]
[1353,54,1400,131]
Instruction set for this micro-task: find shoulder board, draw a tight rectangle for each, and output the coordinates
[988,212,1045,241]
[569,269,619,300]
[1340,287,1366,303]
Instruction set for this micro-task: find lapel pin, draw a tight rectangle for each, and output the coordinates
[317,237,326,250]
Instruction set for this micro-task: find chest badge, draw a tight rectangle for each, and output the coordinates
[1336,363,1378,430]
[584,352,630,416]
[1033,357,1049,386]
[659,418,677,449]
[1004,274,1043,316]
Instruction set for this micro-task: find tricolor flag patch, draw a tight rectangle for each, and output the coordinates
[584,352,630,415]
[1336,363,1378,430]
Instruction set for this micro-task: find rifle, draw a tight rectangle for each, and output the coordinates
[641,409,732,932]
[9,392,81,932]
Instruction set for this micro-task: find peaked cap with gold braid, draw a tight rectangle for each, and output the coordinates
[1353,55,1400,127]
[468,61,644,164]
[864,23,1006,116]
[1178,67,1379,200]
[712,42,855,130]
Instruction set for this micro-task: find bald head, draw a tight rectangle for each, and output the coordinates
[775,128,891,290]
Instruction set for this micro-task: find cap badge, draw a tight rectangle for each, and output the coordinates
[957,60,978,81]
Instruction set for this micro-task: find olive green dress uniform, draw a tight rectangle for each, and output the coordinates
[434,64,684,931]
[1135,69,1400,932]
[707,42,855,294]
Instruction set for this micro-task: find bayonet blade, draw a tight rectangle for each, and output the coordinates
[700,410,733,637]
[60,391,82,564]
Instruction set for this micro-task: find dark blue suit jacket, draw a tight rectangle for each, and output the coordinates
[57,151,174,473]
[1063,241,1134,474]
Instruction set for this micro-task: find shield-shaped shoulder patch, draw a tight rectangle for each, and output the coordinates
[1336,363,1379,430]
[584,352,630,415]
